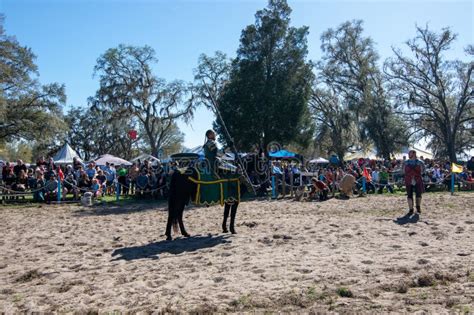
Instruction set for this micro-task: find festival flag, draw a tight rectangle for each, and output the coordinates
[451,163,463,173]
[57,166,64,181]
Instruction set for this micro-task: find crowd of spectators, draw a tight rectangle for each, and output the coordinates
[1,154,473,203]
[0,157,171,203]
[269,155,474,199]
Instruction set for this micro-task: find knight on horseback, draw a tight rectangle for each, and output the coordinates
[165,130,242,240]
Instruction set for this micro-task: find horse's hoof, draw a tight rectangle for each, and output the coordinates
[230,229,237,234]
[222,226,229,233]
[183,233,191,238]
[166,235,172,241]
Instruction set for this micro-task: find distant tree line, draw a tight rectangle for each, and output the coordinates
[1,0,472,162]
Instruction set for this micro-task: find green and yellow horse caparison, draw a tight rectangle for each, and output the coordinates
[187,169,240,206]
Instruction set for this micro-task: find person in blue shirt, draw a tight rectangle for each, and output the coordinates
[85,163,96,180]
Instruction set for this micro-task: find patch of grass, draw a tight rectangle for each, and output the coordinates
[396,281,409,294]
[451,304,472,314]
[419,292,428,300]
[229,294,253,310]
[336,287,353,298]
[445,297,460,308]
[306,286,317,300]
[467,270,474,281]
[12,294,22,303]
[397,266,411,275]
[379,281,409,294]
[273,287,323,309]
[278,290,310,308]
[434,271,458,284]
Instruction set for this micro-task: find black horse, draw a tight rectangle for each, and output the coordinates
[165,165,242,241]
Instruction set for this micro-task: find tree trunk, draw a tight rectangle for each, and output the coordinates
[448,139,457,163]
[337,150,345,164]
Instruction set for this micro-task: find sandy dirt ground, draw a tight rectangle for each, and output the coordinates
[0,193,473,313]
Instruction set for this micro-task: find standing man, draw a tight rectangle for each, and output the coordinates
[467,156,474,173]
[203,129,219,177]
[403,150,425,215]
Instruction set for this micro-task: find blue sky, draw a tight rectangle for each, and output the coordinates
[1,0,473,149]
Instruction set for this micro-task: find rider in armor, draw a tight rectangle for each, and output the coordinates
[203,130,219,178]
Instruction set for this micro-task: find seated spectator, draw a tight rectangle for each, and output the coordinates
[72,157,83,171]
[96,170,107,196]
[63,174,79,200]
[13,160,27,177]
[27,169,36,190]
[85,163,96,180]
[44,174,59,203]
[148,171,158,198]
[44,167,56,181]
[465,171,474,190]
[104,163,116,195]
[33,171,45,202]
[12,169,28,199]
[135,171,149,196]
[128,162,140,194]
[467,157,474,173]
[74,165,83,180]
[78,172,91,193]
[443,170,461,191]
[432,164,442,182]
[309,177,329,201]
[377,167,393,194]
[2,168,16,200]
[91,179,101,198]
[64,165,75,179]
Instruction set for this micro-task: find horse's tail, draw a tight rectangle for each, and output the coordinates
[172,218,179,234]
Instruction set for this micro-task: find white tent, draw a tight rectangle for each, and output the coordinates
[309,157,329,164]
[182,145,204,157]
[94,154,132,166]
[131,153,160,164]
[53,143,82,164]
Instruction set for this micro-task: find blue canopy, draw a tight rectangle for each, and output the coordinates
[269,149,296,158]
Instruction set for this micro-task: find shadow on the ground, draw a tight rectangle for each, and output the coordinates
[394,213,420,225]
[111,234,231,261]
[375,213,429,225]
[72,199,168,216]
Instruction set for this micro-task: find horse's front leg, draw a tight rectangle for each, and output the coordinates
[229,202,238,234]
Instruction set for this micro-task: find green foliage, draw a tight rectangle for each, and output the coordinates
[0,15,67,148]
[214,0,314,152]
[194,51,231,112]
[310,87,358,160]
[92,44,193,157]
[315,20,408,160]
[65,106,138,160]
[385,26,474,161]
[2,141,32,162]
